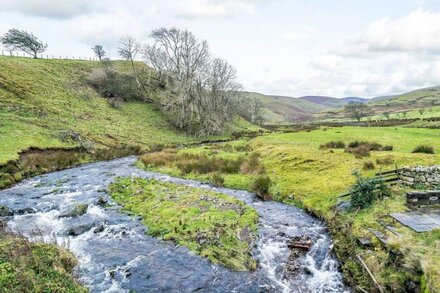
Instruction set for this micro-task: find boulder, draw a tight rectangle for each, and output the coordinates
[15,208,36,215]
[97,196,108,206]
[0,205,13,217]
[93,225,105,233]
[67,223,94,236]
[58,203,88,218]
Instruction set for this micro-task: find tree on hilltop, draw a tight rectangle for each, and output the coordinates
[1,28,47,58]
[92,45,106,61]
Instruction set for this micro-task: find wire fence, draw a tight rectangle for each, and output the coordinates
[0,49,99,61]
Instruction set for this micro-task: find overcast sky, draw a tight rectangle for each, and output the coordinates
[1,0,440,98]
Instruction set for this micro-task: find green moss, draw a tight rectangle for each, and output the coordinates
[108,177,259,271]
[0,234,87,292]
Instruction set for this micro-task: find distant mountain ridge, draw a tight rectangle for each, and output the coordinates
[246,85,440,124]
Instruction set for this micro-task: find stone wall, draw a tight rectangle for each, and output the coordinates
[399,166,440,188]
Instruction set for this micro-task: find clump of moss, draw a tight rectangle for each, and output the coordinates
[109,177,259,271]
[0,232,87,292]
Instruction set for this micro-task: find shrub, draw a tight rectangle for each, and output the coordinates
[351,145,371,158]
[363,161,375,170]
[319,141,346,150]
[346,141,393,158]
[350,172,391,209]
[412,145,435,154]
[252,174,272,201]
[140,150,177,167]
[376,155,394,165]
[240,152,264,174]
[210,173,225,187]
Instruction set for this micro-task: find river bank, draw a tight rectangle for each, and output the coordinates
[0,156,349,292]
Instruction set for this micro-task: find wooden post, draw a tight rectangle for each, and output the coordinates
[356,255,384,293]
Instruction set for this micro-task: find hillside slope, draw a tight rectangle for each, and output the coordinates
[0,57,252,164]
[244,92,332,123]
[369,86,440,110]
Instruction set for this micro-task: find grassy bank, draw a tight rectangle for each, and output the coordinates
[0,232,87,292]
[108,177,258,271]
[139,126,440,292]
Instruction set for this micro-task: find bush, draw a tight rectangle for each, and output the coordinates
[350,172,391,209]
[210,173,225,187]
[363,161,375,170]
[140,149,177,167]
[87,68,142,102]
[252,174,272,201]
[376,155,394,165]
[346,141,393,158]
[412,145,435,154]
[240,152,264,174]
[319,141,346,150]
[351,145,371,158]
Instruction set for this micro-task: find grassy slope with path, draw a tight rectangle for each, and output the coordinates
[109,177,258,271]
[140,126,440,292]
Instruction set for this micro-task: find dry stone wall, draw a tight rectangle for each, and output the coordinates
[399,166,440,188]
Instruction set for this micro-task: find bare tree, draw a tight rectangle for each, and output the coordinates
[118,36,141,81]
[143,28,242,135]
[92,45,105,61]
[1,28,47,58]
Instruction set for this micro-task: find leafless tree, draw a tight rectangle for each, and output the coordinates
[118,36,141,82]
[143,28,243,135]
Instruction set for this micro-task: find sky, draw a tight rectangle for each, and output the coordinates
[1,0,440,98]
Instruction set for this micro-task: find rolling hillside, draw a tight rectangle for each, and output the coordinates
[244,92,337,123]
[369,86,440,110]
[0,56,254,164]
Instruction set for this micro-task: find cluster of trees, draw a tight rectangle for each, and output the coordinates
[110,28,263,136]
[1,27,263,136]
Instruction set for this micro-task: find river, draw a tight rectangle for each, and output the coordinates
[0,156,350,292]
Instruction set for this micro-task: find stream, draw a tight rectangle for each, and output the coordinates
[0,156,350,292]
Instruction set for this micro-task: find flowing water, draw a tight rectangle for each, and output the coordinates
[0,157,350,292]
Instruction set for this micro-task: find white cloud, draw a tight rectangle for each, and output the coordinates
[358,9,440,54]
[0,0,100,19]
[151,0,255,19]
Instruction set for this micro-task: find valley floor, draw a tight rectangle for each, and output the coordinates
[140,126,440,292]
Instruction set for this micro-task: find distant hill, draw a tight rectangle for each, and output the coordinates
[342,97,369,103]
[369,86,440,110]
[298,95,348,108]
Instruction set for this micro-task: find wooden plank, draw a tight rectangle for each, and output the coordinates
[375,168,402,176]
[356,255,385,293]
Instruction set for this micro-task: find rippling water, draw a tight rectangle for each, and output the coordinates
[0,157,350,292]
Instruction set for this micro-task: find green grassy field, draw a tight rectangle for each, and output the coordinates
[140,126,440,291]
